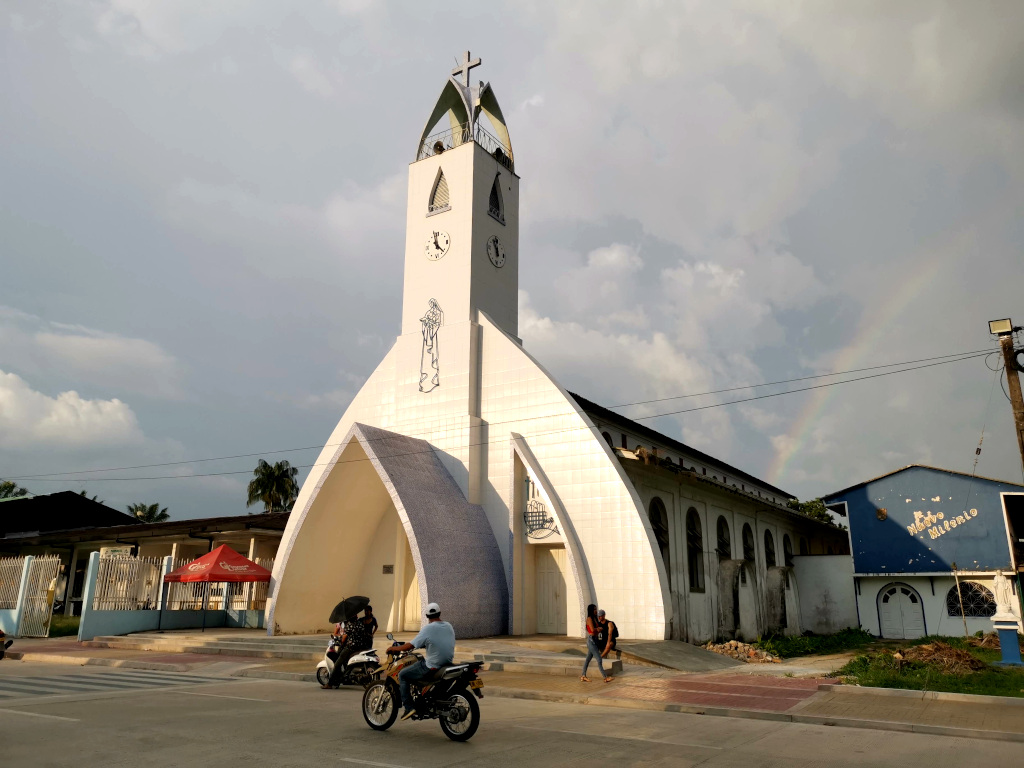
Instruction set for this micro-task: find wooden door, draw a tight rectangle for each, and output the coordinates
[535,546,568,635]
[879,584,925,639]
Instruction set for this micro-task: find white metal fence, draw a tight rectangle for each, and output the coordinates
[92,556,163,611]
[165,557,273,611]
[0,556,24,610]
[229,557,274,611]
[20,555,63,637]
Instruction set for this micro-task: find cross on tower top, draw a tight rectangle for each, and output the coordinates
[452,51,482,87]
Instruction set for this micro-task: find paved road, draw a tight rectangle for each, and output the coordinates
[0,661,1019,767]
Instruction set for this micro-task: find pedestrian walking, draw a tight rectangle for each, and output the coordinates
[581,604,611,683]
[594,609,617,672]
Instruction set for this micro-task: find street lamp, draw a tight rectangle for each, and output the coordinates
[989,318,1014,335]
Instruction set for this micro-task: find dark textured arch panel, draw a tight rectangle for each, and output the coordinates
[354,423,508,638]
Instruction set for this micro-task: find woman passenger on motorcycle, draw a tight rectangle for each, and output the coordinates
[323,610,373,689]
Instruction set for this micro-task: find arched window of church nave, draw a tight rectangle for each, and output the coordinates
[742,523,755,562]
[799,536,809,556]
[429,169,450,213]
[648,497,671,577]
[488,174,504,223]
[601,431,613,447]
[783,534,794,567]
[716,516,731,559]
[686,508,705,592]
[764,530,777,568]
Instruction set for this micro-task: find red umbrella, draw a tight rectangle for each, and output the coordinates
[163,545,271,631]
[164,545,271,583]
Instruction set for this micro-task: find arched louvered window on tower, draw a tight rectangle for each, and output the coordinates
[488,174,504,223]
[429,170,450,214]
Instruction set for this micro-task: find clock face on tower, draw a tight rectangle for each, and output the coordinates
[486,235,505,268]
[425,230,450,261]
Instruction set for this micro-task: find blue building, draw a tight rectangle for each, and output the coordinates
[823,465,1023,639]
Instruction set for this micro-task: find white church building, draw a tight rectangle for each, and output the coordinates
[267,54,848,642]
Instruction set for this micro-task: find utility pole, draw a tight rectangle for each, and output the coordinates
[989,318,1024,477]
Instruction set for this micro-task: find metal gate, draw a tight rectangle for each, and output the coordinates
[19,555,63,637]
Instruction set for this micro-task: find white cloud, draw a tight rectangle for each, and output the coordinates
[0,369,143,448]
[0,307,183,399]
[287,52,336,98]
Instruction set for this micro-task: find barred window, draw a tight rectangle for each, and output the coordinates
[687,508,705,592]
[783,534,794,567]
[946,582,996,618]
[764,530,776,568]
[716,516,731,559]
[742,523,755,562]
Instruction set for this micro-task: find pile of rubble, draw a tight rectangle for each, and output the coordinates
[893,641,987,674]
[703,640,781,663]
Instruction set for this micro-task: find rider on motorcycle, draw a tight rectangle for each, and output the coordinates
[386,602,455,720]
[323,607,374,689]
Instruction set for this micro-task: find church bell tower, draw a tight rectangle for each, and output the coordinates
[400,52,520,341]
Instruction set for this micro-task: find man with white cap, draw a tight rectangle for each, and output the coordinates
[386,601,455,721]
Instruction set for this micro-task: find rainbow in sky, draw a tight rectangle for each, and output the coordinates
[766,254,952,487]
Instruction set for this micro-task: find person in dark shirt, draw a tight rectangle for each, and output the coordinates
[361,604,379,637]
[323,610,374,688]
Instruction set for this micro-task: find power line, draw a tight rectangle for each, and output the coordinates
[9,347,993,480]
[9,349,990,484]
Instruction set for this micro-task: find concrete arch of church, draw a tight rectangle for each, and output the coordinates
[479,313,670,640]
[267,423,508,638]
[510,433,592,635]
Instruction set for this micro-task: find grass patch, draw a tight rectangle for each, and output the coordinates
[754,628,874,658]
[836,635,1024,698]
[48,615,80,637]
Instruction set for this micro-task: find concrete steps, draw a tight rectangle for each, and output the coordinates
[83,634,623,677]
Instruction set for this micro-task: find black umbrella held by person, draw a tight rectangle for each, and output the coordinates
[329,595,370,624]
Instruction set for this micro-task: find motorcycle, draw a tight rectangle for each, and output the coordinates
[315,635,380,688]
[361,633,484,742]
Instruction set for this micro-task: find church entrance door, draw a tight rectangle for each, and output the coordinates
[878,583,925,639]
[536,545,568,634]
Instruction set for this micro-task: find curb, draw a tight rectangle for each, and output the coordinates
[482,685,1024,743]
[5,652,193,673]
[818,683,1024,707]
[237,668,316,683]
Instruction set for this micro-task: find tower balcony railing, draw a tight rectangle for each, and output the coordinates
[417,121,513,171]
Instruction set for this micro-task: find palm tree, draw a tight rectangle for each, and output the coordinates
[128,502,170,523]
[0,480,29,499]
[246,459,300,514]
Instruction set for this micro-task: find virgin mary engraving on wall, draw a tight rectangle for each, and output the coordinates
[419,299,443,392]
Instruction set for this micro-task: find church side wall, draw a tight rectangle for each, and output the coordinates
[622,462,843,642]
[477,314,669,640]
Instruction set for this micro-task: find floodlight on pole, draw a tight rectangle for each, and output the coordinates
[989,318,1015,335]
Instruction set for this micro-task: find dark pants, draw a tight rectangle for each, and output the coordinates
[327,646,359,687]
[398,659,433,711]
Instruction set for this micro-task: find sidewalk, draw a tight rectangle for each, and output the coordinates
[4,635,1023,742]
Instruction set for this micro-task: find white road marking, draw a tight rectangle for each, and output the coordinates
[339,759,413,768]
[170,691,271,702]
[509,723,724,750]
[0,707,79,722]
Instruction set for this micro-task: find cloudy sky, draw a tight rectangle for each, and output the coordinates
[3,1,1023,519]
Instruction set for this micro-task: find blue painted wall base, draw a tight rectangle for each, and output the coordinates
[995,627,1023,666]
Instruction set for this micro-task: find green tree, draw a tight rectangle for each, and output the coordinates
[128,502,170,523]
[0,480,29,499]
[786,498,845,529]
[246,459,300,514]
